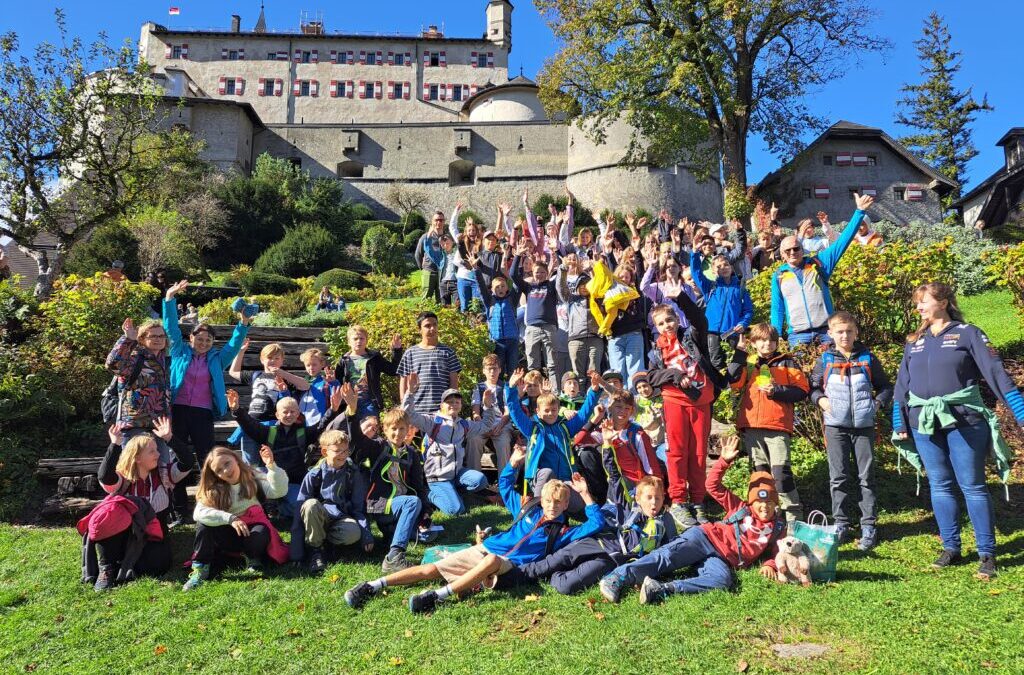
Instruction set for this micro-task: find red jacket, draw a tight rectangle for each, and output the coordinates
[700,458,784,569]
[239,505,289,565]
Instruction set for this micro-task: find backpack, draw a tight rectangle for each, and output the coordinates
[821,351,873,386]
[100,356,145,424]
[607,424,647,504]
[508,496,567,558]
[421,417,470,453]
[723,506,785,568]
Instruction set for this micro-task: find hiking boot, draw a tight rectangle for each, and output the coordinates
[599,571,628,604]
[308,549,325,575]
[976,554,997,581]
[692,504,711,525]
[639,577,669,605]
[344,582,378,610]
[857,525,877,551]
[669,503,697,531]
[834,525,852,545]
[382,549,412,574]
[408,589,438,614]
[244,556,264,575]
[931,549,963,569]
[182,563,209,591]
[93,564,116,592]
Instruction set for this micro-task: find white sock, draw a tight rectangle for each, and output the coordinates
[368,578,387,591]
[435,584,454,601]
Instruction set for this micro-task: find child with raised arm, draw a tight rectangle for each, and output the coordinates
[506,367,604,514]
[599,436,786,604]
[334,325,403,419]
[466,354,514,471]
[476,274,521,379]
[690,245,754,370]
[599,391,667,509]
[343,445,605,614]
[401,373,498,515]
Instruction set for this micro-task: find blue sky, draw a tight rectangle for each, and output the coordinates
[3,0,1019,189]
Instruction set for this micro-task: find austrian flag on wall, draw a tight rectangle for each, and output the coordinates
[906,185,924,201]
[814,185,830,199]
[835,152,852,166]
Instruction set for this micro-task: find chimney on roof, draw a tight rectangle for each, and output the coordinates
[231,14,241,33]
[423,25,443,39]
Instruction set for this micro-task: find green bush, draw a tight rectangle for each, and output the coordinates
[196,294,277,325]
[361,226,408,276]
[351,219,397,243]
[236,270,300,295]
[874,220,997,295]
[64,220,141,280]
[0,279,39,344]
[254,224,339,277]
[403,229,425,251]
[349,203,375,222]
[403,211,427,233]
[985,243,1024,325]
[268,290,312,319]
[252,310,348,328]
[313,268,367,291]
[324,301,490,408]
[457,210,484,229]
[723,180,755,220]
[532,194,597,231]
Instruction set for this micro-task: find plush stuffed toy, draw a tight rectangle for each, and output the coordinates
[774,536,812,586]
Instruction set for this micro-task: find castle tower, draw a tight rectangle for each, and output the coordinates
[486,0,513,51]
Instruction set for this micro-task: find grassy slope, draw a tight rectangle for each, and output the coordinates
[961,289,1024,348]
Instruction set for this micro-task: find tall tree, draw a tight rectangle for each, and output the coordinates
[895,12,992,218]
[0,11,195,296]
[536,0,889,189]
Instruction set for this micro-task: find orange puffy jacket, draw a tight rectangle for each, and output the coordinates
[727,350,810,433]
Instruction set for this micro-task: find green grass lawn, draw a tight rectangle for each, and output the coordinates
[4,459,1024,674]
[961,289,1024,348]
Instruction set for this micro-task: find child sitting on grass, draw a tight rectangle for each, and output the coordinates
[599,436,786,604]
[183,445,290,590]
[518,475,676,595]
[290,429,373,574]
[343,444,605,614]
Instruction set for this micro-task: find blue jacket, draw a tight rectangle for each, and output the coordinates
[163,298,248,418]
[482,460,605,565]
[689,252,753,334]
[289,459,371,561]
[507,385,600,486]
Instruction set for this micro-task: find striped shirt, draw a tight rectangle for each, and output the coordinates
[397,344,461,415]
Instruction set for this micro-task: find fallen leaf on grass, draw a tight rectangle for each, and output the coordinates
[585,598,597,610]
[593,612,605,621]
[154,645,167,656]
[297,602,306,612]
[988,588,1003,596]
[403,630,413,638]
[524,594,539,602]
[389,657,404,666]
[24,664,37,672]
[54,615,64,623]
[329,574,341,584]
[287,628,301,637]
[196,624,207,632]
[230,648,242,660]
[736,660,749,672]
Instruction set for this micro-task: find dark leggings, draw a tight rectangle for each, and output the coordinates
[171,404,213,513]
[94,531,173,577]
[193,522,270,565]
[518,537,619,595]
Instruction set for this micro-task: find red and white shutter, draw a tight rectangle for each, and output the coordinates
[235,77,244,95]
[814,185,830,199]
[439,51,447,67]
[423,82,431,99]
[852,152,869,166]
[447,83,455,100]
[469,84,478,97]
[258,77,266,96]
[487,52,494,67]
[359,50,367,65]
[906,185,924,201]
[375,81,383,99]
[347,51,354,64]
[274,79,283,96]
[860,185,877,197]
[387,81,395,99]
[277,50,288,61]
[471,51,478,68]
[294,49,302,63]
[358,80,367,99]
[330,80,339,98]
[376,50,383,64]
[439,83,447,101]
[164,44,172,58]
[463,83,469,99]
[218,76,227,95]
[293,79,302,96]
[311,49,319,64]
[835,152,852,166]
[238,48,245,60]
[423,52,430,67]
[346,80,354,98]
[405,52,412,66]
[221,48,228,60]
[180,43,189,59]
[310,80,319,97]
[403,81,410,100]
[387,51,394,66]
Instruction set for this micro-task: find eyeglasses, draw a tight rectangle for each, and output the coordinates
[145,333,167,340]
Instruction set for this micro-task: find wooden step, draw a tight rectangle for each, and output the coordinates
[203,325,329,342]
[37,457,103,479]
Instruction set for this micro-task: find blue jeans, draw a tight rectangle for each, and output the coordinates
[495,338,519,379]
[912,421,996,556]
[607,330,644,385]
[614,526,733,593]
[457,277,483,311]
[427,468,489,515]
[787,326,832,346]
[372,495,422,551]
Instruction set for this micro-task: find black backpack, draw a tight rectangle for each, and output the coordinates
[100,356,145,424]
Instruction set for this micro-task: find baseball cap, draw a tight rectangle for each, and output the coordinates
[440,388,463,402]
[601,369,623,383]
[709,223,725,237]
[561,371,579,386]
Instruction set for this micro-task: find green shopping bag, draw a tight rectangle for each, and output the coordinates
[789,510,839,583]
[420,544,472,565]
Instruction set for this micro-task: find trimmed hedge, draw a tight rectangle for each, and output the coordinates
[236,271,300,295]
[254,224,340,278]
[313,268,367,291]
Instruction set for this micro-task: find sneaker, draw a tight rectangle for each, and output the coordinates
[93,564,116,592]
[182,563,209,591]
[669,503,698,531]
[692,504,711,525]
[976,554,997,581]
[834,525,852,545]
[344,582,378,610]
[417,527,441,544]
[408,589,438,614]
[382,549,412,574]
[598,571,627,604]
[931,549,963,569]
[857,525,877,551]
[639,576,669,605]
[244,556,264,575]
[308,549,325,575]
[168,512,195,529]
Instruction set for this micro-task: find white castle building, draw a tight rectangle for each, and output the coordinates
[139,2,723,220]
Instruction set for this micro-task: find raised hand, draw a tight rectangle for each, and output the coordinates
[405,372,420,394]
[770,202,779,220]
[122,318,138,341]
[510,444,527,468]
[816,210,829,225]
[107,423,125,446]
[599,418,618,446]
[455,199,465,211]
[482,388,495,409]
[259,444,276,467]
[225,389,240,411]
[590,404,606,425]
[165,279,188,300]
[330,383,344,411]
[340,382,358,413]
[240,338,250,352]
[508,367,526,392]
[588,370,606,391]
[570,471,590,498]
[390,333,403,350]
[853,192,875,211]
[323,365,336,383]
[720,434,742,463]
[152,416,173,441]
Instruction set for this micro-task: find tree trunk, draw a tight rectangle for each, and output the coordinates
[721,129,748,189]
[20,244,63,299]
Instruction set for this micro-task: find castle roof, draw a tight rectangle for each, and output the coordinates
[460,73,538,113]
[147,24,494,45]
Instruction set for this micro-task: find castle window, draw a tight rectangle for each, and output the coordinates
[364,82,375,98]
[452,85,464,102]
[267,52,277,60]
[802,187,812,199]
[893,187,906,201]
[263,79,275,96]
[224,78,236,95]
[392,82,404,99]
[171,45,183,59]
[366,52,378,65]
[227,50,239,61]
[337,160,364,178]
[429,52,440,67]
[300,80,310,97]
[476,52,488,68]
[429,84,439,101]
[301,51,312,64]
[393,52,405,66]
[822,155,833,166]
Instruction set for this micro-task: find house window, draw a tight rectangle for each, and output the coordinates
[452,85,463,102]
[228,50,239,61]
[429,84,439,101]
[476,52,488,68]
[366,52,378,65]
[224,78,236,95]
[171,45,183,59]
[822,155,833,166]
[263,79,275,96]
[267,52,277,60]
[365,81,375,98]
[893,187,906,201]
[429,52,440,67]
[301,51,312,64]
[300,80,310,97]
[392,82,403,99]
[393,52,405,66]
[866,155,877,166]
[802,187,812,199]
